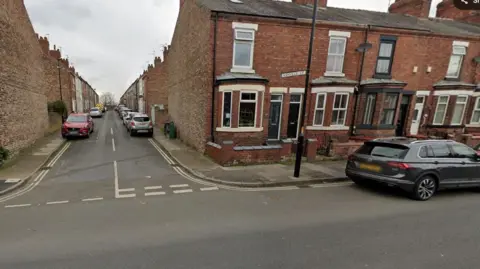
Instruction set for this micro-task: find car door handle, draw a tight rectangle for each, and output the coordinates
[461,161,466,165]
[434,161,439,165]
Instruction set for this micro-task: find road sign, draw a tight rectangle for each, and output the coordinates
[281,70,306,78]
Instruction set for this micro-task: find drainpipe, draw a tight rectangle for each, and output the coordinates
[350,25,370,136]
[210,12,218,142]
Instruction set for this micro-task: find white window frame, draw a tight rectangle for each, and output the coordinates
[433,95,450,125]
[238,91,258,128]
[313,93,326,126]
[221,91,232,128]
[324,31,350,77]
[470,97,480,125]
[446,45,467,79]
[363,93,376,125]
[231,22,258,73]
[331,93,349,126]
[451,95,468,126]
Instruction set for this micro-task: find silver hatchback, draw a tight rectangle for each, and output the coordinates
[127,114,153,137]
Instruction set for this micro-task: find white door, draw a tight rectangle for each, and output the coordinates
[410,96,425,135]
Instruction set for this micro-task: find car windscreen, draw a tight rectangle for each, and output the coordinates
[90,108,99,111]
[66,115,87,122]
[133,117,149,122]
[356,142,409,159]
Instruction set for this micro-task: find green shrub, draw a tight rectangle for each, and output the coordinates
[48,100,67,116]
[0,147,10,161]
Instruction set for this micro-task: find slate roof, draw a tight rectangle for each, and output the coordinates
[198,0,480,37]
[216,72,268,82]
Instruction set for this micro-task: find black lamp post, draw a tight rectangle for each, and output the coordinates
[293,0,319,178]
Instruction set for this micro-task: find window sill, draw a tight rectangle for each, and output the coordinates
[323,72,345,78]
[230,68,255,74]
[373,74,392,80]
[216,127,263,132]
[466,124,480,128]
[306,126,349,131]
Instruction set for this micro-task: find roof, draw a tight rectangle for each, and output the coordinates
[198,0,480,37]
[216,72,268,82]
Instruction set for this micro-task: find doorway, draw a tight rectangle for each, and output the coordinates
[409,96,425,135]
[287,94,302,139]
[268,94,283,140]
[396,95,411,136]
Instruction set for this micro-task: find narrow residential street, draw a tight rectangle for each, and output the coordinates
[0,113,479,268]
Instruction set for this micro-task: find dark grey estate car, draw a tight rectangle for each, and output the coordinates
[346,137,480,201]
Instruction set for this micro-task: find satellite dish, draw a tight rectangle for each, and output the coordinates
[356,42,372,52]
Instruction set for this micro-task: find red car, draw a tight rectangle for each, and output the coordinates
[61,113,94,139]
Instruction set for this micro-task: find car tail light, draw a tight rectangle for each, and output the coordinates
[387,161,410,170]
[347,155,355,161]
[130,121,135,126]
[149,121,153,127]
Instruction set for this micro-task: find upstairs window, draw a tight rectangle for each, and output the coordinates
[446,45,467,78]
[375,37,396,77]
[233,29,254,69]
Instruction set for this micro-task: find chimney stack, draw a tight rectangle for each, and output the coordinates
[292,0,327,8]
[388,0,432,18]
[154,56,162,67]
[436,0,480,23]
[38,36,50,55]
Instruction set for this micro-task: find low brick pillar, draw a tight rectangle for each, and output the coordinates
[281,139,293,157]
[305,138,317,162]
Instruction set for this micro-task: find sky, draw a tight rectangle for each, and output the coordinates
[24,0,442,101]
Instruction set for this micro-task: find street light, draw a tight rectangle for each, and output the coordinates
[57,58,65,123]
[293,0,319,178]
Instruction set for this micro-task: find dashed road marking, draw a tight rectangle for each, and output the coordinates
[144,186,162,190]
[4,178,21,183]
[170,184,189,188]
[200,186,219,191]
[111,128,113,135]
[5,204,31,208]
[112,138,116,152]
[118,188,135,192]
[82,197,103,202]
[145,191,166,196]
[173,189,193,194]
[117,193,136,198]
[46,200,69,205]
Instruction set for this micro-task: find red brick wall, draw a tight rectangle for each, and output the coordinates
[205,142,293,166]
[0,0,49,153]
[166,0,213,153]
[42,54,74,113]
[145,57,169,127]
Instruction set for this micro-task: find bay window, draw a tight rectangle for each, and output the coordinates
[433,96,449,125]
[331,93,349,126]
[363,93,376,125]
[222,92,232,128]
[313,93,326,126]
[471,97,480,124]
[239,92,257,127]
[451,95,467,125]
[380,93,398,125]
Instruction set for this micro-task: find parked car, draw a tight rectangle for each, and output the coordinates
[61,113,94,139]
[127,113,153,137]
[473,143,480,154]
[123,112,138,126]
[89,107,102,118]
[346,137,480,201]
[120,108,132,119]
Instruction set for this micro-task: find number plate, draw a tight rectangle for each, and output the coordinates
[137,130,148,133]
[359,163,381,172]
[69,131,78,135]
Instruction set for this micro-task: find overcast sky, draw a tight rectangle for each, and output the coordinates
[24,0,442,100]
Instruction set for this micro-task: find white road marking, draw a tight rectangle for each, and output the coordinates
[81,197,103,202]
[110,128,113,135]
[173,189,193,194]
[114,161,120,198]
[200,186,219,191]
[170,184,189,188]
[148,139,175,164]
[145,191,166,196]
[4,179,21,183]
[112,138,116,152]
[118,188,135,192]
[144,186,162,190]
[46,200,69,205]
[117,193,136,198]
[5,204,31,208]
[0,142,71,203]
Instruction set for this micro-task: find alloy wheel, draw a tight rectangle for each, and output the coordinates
[417,177,436,200]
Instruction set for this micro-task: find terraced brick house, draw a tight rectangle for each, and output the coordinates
[163,0,480,165]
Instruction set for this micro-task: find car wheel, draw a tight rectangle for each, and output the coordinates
[412,176,437,201]
[130,130,135,137]
[148,132,153,138]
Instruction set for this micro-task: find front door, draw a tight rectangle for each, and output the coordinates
[268,94,283,140]
[409,96,425,135]
[395,95,410,136]
[287,94,302,139]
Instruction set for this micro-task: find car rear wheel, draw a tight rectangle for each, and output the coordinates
[130,130,135,137]
[412,176,437,201]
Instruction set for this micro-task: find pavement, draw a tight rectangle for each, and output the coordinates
[0,133,65,194]
[1,111,480,268]
[153,129,348,187]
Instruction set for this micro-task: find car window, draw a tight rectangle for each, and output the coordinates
[451,144,477,158]
[90,108,99,111]
[133,117,150,122]
[356,143,409,159]
[66,115,86,122]
[430,143,452,158]
[418,146,435,158]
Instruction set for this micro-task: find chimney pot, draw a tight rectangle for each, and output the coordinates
[292,0,327,8]
[388,0,432,18]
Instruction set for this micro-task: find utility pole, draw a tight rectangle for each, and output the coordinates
[57,58,65,123]
[293,0,319,178]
